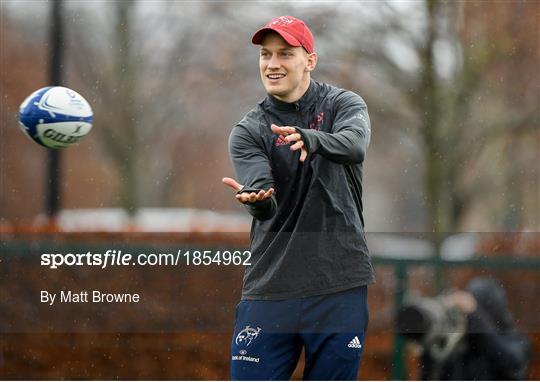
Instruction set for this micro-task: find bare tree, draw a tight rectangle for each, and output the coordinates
[67,1,139,214]
[316,0,538,233]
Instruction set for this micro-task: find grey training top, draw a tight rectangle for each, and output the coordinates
[229,79,375,300]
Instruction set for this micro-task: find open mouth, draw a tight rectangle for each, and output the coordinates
[266,73,286,80]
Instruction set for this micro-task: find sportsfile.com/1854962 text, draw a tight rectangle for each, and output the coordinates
[40,249,252,269]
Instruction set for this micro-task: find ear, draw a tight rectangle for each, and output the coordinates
[305,52,318,72]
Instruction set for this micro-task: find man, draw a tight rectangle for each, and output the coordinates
[222,15,374,380]
[420,278,531,380]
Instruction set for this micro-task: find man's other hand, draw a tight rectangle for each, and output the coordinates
[271,124,308,162]
[222,177,275,204]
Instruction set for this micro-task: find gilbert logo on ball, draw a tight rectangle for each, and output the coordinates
[19,86,93,149]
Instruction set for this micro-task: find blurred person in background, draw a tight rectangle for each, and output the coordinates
[222,15,374,380]
[420,277,531,380]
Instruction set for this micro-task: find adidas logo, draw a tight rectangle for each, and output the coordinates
[347,336,362,349]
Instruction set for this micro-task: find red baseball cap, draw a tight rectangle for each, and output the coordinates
[252,16,314,54]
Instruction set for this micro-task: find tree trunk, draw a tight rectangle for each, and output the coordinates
[114,1,138,215]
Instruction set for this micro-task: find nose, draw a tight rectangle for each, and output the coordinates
[268,54,280,70]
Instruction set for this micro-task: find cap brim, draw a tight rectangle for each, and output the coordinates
[251,27,302,48]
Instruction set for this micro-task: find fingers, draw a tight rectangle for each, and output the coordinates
[263,187,274,199]
[290,140,304,151]
[271,125,307,157]
[284,133,302,143]
[271,124,297,136]
[235,187,275,204]
[285,133,307,162]
[225,173,275,204]
[222,177,243,191]
[300,148,307,162]
[236,192,258,204]
[235,193,251,203]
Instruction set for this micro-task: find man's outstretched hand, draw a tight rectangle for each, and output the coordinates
[222,177,274,204]
[271,124,308,162]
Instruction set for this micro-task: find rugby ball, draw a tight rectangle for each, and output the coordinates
[18,86,93,149]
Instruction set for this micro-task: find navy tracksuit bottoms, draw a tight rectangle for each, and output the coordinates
[230,286,368,380]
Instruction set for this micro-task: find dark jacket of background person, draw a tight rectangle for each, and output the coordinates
[421,278,531,380]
